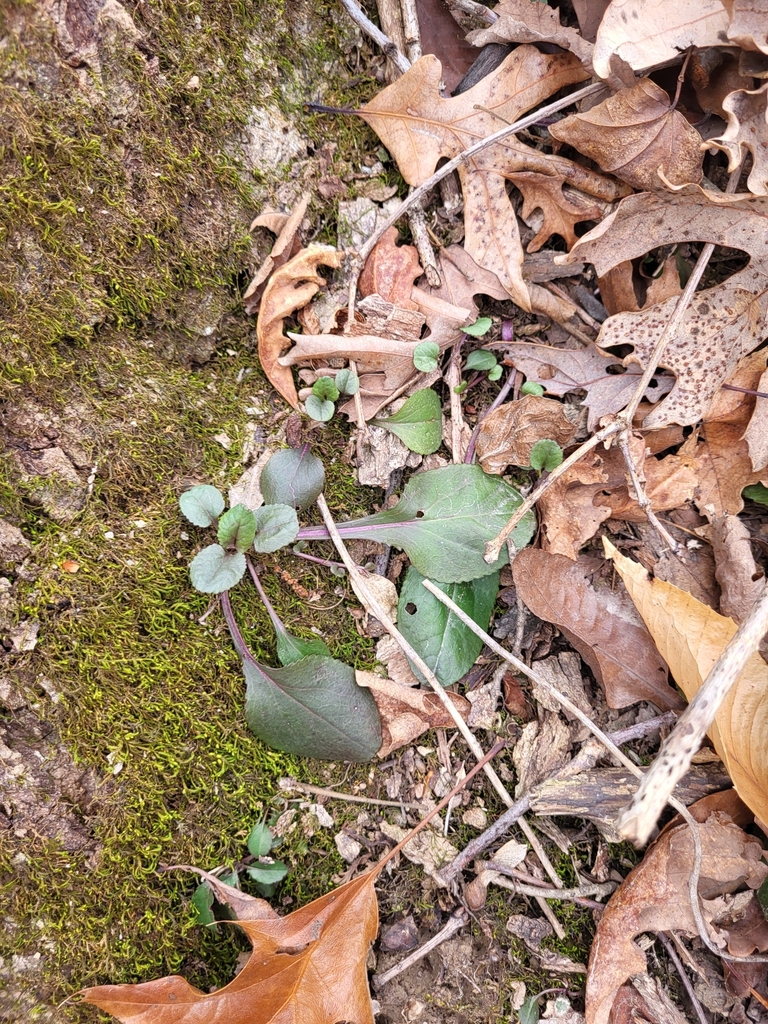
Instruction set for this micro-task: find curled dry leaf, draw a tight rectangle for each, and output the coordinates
[585,809,768,1024]
[562,191,768,427]
[722,0,768,55]
[604,539,768,826]
[244,192,310,314]
[549,78,703,191]
[591,0,729,81]
[257,246,344,408]
[504,341,674,431]
[359,226,422,309]
[467,0,594,67]
[512,548,681,711]
[356,669,470,758]
[710,82,768,196]
[507,171,605,252]
[357,48,626,309]
[475,394,576,473]
[81,869,379,1024]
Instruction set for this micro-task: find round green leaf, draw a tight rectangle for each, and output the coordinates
[189,544,246,593]
[253,504,300,553]
[246,861,288,885]
[246,822,273,858]
[335,368,360,395]
[530,438,564,472]
[217,504,257,552]
[261,447,325,510]
[744,483,768,506]
[488,364,503,381]
[179,485,225,527]
[191,883,215,927]
[371,388,442,455]
[413,341,440,373]
[312,376,340,402]
[521,381,545,396]
[465,349,497,371]
[305,394,335,422]
[462,316,492,337]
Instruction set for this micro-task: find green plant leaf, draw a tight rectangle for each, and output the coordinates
[246,861,288,885]
[462,316,493,337]
[276,630,331,667]
[253,505,300,553]
[454,381,468,395]
[335,368,360,395]
[465,349,497,371]
[217,504,257,552]
[191,883,215,927]
[488,364,503,381]
[179,485,225,527]
[518,995,540,1024]
[371,389,442,455]
[398,567,499,686]
[242,654,382,761]
[305,394,335,421]
[189,545,246,593]
[260,446,325,510]
[744,483,768,506]
[530,438,563,472]
[521,381,545,396]
[298,464,535,583]
[312,376,340,402]
[413,340,440,372]
[246,822,273,858]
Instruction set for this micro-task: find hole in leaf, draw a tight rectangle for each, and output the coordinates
[605,363,626,375]
[415,510,425,518]
[405,602,417,615]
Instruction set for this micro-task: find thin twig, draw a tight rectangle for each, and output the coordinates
[657,932,709,1024]
[372,908,469,989]
[279,779,422,809]
[477,863,615,905]
[346,80,605,320]
[617,433,680,554]
[338,0,411,74]
[399,0,422,63]
[448,337,466,463]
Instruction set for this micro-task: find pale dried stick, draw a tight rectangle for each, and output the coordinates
[399,0,422,63]
[279,778,422,809]
[372,908,469,989]
[407,200,440,287]
[447,339,466,462]
[616,583,768,845]
[485,163,745,564]
[348,358,368,431]
[617,432,680,554]
[440,713,676,883]
[657,932,709,1024]
[447,0,498,22]
[424,580,768,963]
[477,867,615,904]
[338,0,411,74]
[346,80,605,319]
[316,494,565,907]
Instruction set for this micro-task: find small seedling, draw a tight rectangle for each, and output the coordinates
[413,340,440,373]
[465,348,502,381]
[305,371,360,421]
[521,381,545,396]
[462,316,492,337]
[529,438,564,473]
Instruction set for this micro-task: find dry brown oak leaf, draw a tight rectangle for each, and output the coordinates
[257,245,345,408]
[722,0,768,55]
[512,548,682,711]
[244,191,310,314]
[466,0,595,69]
[359,226,422,310]
[80,868,379,1024]
[475,393,576,473]
[506,171,605,252]
[561,190,768,427]
[585,808,768,1024]
[605,539,768,827]
[549,77,704,192]
[357,47,627,311]
[503,340,674,431]
[711,82,768,196]
[591,0,730,81]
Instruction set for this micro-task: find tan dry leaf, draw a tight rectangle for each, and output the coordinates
[710,82,768,196]
[357,48,623,310]
[257,246,344,408]
[507,171,604,252]
[692,52,755,118]
[379,821,458,883]
[504,341,674,431]
[710,514,766,629]
[585,811,768,1024]
[561,191,768,427]
[591,0,729,81]
[81,868,379,1024]
[476,394,576,474]
[604,539,768,825]
[357,669,470,758]
[244,192,310,314]
[644,255,683,306]
[358,226,422,309]
[549,78,703,191]
[744,364,768,470]
[467,0,594,67]
[512,548,681,710]
[722,0,768,54]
